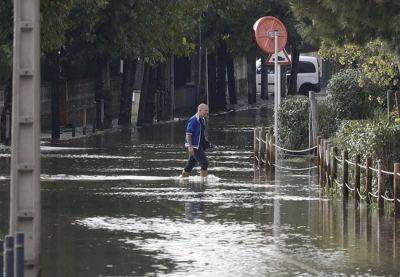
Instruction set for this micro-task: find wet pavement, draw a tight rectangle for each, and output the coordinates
[0,106,400,276]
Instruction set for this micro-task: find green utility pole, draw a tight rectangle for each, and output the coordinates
[10,0,41,276]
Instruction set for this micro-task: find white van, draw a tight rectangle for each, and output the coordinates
[256,55,320,95]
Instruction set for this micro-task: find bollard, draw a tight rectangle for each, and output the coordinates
[0,240,3,277]
[5,110,11,143]
[100,99,105,130]
[4,236,14,277]
[354,155,361,202]
[332,147,338,185]
[92,119,96,134]
[365,157,372,203]
[82,107,87,136]
[71,124,76,137]
[393,163,400,215]
[15,233,24,277]
[377,163,384,211]
[342,150,349,200]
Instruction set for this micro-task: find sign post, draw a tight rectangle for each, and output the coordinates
[253,16,289,159]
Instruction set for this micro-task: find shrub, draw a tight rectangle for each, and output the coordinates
[327,68,386,120]
[278,96,309,150]
[318,100,340,138]
[333,118,400,170]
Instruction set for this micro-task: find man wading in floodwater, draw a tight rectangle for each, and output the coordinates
[181,103,210,179]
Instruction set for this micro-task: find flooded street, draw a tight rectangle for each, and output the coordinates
[0,107,400,276]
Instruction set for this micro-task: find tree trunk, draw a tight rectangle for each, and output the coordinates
[0,78,12,145]
[227,52,237,105]
[95,58,104,130]
[118,60,136,126]
[260,55,269,100]
[49,52,61,140]
[207,52,217,112]
[247,55,256,104]
[103,59,113,129]
[288,46,300,95]
[216,42,227,111]
[137,65,157,126]
[137,64,150,126]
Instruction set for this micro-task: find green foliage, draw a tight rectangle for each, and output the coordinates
[326,68,386,120]
[319,40,400,90]
[278,96,309,149]
[318,100,339,138]
[289,0,400,55]
[333,118,400,169]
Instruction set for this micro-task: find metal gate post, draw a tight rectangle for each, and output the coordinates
[11,0,41,276]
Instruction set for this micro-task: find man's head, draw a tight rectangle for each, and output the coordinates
[197,103,209,118]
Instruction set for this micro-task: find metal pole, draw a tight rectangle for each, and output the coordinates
[15,233,24,277]
[0,239,3,276]
[4,236,13,277]
[11,0,41,275]
[274,31,278,160]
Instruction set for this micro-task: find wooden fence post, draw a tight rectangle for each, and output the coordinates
[270,135,276,170]
[332,147,338,186]
[254,128,259,166]
[378,163,384,211]
[265,131,269,170]
[365,157,372,203]
[326,142,331,186]
[342,150,349,200]
[393,163,400,215]
[354,154,361,202]
[317,136,322,183]
[259,127,265,165]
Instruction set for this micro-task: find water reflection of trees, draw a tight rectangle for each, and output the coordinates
[308,200,400,272]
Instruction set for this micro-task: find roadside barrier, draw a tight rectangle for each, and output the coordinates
[317,136,400,215]
[0,233,24,277]
[253,127,317,172]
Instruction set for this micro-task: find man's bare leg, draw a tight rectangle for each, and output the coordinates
[181,170,190,178]
[200,170,208,178]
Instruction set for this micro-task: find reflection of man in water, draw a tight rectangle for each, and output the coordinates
[184,183,205,220]
[181,103,210,179]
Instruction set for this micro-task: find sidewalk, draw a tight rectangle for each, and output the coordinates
[41,95,273,142]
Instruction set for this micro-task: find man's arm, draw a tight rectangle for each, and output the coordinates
[186,133,194,156]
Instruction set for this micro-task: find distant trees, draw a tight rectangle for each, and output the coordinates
[0,0,314,140]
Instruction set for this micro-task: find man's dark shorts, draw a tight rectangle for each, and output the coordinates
[184,147,209,172]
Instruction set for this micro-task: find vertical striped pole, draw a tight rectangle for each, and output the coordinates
[4,236,14,277]
[15,233,24,277]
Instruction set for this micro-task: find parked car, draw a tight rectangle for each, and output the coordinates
[256,55,320,95]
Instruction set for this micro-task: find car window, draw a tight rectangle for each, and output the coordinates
[298,61,316,73]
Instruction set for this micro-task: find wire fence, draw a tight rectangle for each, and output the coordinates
[253,127,400,215]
